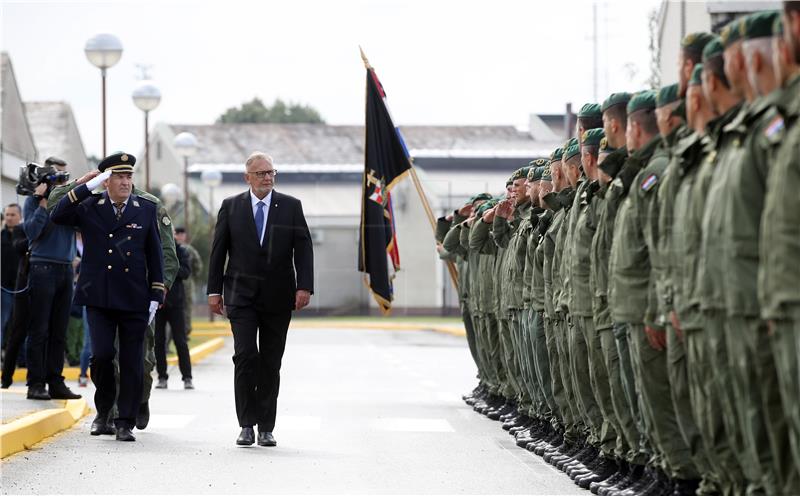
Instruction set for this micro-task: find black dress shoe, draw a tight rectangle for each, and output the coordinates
[257,431,277,447]
[27,384,51,400]
[135,402,150,430]
[116,427,136,441]
[90,412,115,436]
[236,427,255,446]
[48,382,81,400]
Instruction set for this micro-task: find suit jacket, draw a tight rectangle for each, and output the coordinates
[50,184,165,312]
[207,190,314,312]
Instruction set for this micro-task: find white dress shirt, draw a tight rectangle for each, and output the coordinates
[250,189,272,245]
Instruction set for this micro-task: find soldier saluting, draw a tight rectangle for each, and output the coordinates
[51,152,165,442]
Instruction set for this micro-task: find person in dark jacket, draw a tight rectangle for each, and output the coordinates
[154,236,193,389]
[1,204,24,345]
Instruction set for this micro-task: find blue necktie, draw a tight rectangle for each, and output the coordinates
[255,201,265,245]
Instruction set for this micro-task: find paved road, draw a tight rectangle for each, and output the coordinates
[2,328,582,495]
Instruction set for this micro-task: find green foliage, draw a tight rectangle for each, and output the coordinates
[216,97,325,124]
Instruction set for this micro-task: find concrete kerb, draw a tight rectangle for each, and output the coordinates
[191,320,467,337]
[1,336,227,459]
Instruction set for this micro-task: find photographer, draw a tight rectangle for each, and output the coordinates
[21,156,81,401]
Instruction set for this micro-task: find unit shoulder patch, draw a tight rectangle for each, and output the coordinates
[162,216,171,226]
[641,174,659,192]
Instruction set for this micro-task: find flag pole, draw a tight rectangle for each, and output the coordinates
[359,47,459,293]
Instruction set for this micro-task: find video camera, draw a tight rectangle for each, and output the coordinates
[16,160,70,196]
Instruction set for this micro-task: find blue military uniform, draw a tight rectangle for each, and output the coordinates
[50,152,164,435]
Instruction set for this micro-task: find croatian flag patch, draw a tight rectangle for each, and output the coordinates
[641,174,658,192]
[765,116,784,137]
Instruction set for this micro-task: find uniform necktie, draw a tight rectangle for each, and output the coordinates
[255,201,265,244]
[114,202,125,220]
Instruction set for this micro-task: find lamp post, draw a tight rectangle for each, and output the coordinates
[173,132,198,230]
[84,34,123,157]
[201,168,222,322]
[132,80,161,191]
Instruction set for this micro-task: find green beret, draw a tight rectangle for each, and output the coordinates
[656,84,680,108]
[689,63,703,86]
[627,90,657,114]
[702,36,724,62]
[565,137,579,149]
[550,147,564,162]
[541,163,552,182]
[720,18,744,48]
[773,13,784,35]
[506,178,513,187]
[581,128,605,147]
[602,92,632,112]
[469,193,492,204]
[563,144,581,161]
[527,158,549,181]
[743,11,780,40]
[599,136,616,153]
[476,199,498,216]
[577,103,602,119]
[511,166,531,181]
[681,32,715,54]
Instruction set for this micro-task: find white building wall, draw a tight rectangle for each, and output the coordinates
[658,1,712,86]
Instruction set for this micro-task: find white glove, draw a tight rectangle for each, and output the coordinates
[85,170,112,191]
[148,301,159,326]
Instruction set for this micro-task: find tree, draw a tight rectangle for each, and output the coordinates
[216,97,325,124]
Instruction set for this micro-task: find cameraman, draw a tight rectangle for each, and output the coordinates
[22,156,81,401]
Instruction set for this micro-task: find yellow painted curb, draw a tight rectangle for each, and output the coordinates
[0,397,89,459]
[167,337,225,366]
[192,321,466,337]
[12,367,82,383]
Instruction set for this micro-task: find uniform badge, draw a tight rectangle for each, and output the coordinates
[121,154,128,162]
[764,116,784,138]
[162,216,171,226]
[641,174,658,192]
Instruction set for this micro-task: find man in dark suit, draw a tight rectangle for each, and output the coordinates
[207,151,314,447]
[51,152,164,442]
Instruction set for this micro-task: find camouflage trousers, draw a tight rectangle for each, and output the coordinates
[481,313,508,397]
[769,305,800,495]
[626,322,696,480]
[600,325,640,464]
[516,308,541,417]
[460,302,482,374]
[665,323,716,493]
[554,315,584,442]
[576,315,618,456]
[544,314,570,432]
[685,322,745,496]
[530,310,555,423]
[568,315,603,447]
[498,316,521,401]
[508,310,532,411]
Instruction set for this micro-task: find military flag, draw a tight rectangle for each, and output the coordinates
[358,50,412,315]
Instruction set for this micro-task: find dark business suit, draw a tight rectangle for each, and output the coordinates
[207,190,313,431]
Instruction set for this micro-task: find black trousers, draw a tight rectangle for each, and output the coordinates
[227,305,291,431]
[85,306,147,429]
[1,291,30,385]
[26,262,73,387]
[154,304,192,380]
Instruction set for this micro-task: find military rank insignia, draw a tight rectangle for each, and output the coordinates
[641,174,658,192]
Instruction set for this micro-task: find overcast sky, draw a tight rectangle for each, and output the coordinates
[2,0,660,159]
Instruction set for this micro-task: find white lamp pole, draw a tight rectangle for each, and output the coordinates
[173,132,199,229]
[132,80,161,191]
[84,34,123,157]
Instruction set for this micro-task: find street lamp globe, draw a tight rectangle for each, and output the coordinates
[84,33,123,69]
[201,169,223,188]
[161,183,182,207]
[173,132,198,158]
[132,80,161,112]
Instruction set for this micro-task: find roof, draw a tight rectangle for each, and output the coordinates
[24,101,88,172]
[166,123,549,168]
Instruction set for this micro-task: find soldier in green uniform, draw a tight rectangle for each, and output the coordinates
[567,127,621,488]
[716,12,798,494]
[608,90,691,494]
[490,167,532,420]
[174,228,202,336]
[761,3,800,483]
[48,178,179,430]
[696,17,770,493]
[657,63,721,496]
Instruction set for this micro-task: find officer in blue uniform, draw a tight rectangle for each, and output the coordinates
[51,152,164,442]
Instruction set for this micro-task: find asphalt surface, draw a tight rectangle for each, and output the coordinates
[1,327,582,495]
